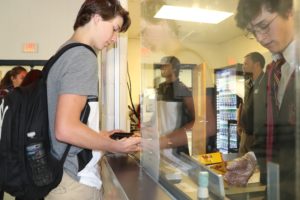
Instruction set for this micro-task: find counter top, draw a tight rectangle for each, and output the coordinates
[102,153,173,200]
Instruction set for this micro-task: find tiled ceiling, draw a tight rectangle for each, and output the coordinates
[127,0,244,44]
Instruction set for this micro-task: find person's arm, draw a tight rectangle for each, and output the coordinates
[160,96,195,149]
[55,94,140,153]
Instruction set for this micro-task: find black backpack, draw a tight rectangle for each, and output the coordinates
[0,43,96,199]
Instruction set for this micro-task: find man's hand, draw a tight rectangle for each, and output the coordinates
[115,137,141,153]
[102,130,141,153]
[224,152,257,186]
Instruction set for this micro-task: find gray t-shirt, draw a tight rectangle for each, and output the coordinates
[47,42,98,180]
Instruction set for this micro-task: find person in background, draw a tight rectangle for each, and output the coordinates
[237,52,265,155]
[0,66,27,200]
[45,0,140,200]
[1,69,43,200]
[157,56,195,155]
[0,66,27,98]
[225,0,296,198]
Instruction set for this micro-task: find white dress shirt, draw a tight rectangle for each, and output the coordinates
[272,40,296,109]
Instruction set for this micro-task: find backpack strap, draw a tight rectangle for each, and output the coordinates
[42,43,97,79]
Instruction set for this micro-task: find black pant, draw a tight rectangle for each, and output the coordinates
[0,190,3,200]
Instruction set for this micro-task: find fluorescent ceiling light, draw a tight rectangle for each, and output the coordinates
[154,5,233,24]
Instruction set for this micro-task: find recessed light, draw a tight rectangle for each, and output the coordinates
[154,5,233,24]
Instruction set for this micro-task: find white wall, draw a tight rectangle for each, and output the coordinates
[186,36,272,88]
[0,0,84,59]
[219,35,272,66]
[185,42,226,87]
[188,36,271,69]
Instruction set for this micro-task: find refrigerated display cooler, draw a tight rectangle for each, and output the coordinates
[214,64,244,153]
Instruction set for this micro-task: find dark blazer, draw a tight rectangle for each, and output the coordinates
[253,68,296,199]
[274,72,295,199]
[253,72,267,180]
[240,79,254,135]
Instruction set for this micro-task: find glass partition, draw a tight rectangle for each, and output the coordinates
[139,0,299,199]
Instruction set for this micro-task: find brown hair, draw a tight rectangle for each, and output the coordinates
[0,66,27,89]
[21,69,43,87]
[73,0,131,32]
[235,0,293,29]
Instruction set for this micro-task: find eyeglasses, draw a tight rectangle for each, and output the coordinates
[245,15,278,39]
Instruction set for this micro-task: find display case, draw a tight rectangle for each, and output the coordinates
[227,120,239,153]
[101,153,266,200]
[214,64,244,153]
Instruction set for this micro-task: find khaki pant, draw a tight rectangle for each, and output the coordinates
[239,131,254,155]
[45,172,102,200]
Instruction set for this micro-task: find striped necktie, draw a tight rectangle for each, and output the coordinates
[273,56,286,109]
[266,55,285,161]
[248,79,253,88]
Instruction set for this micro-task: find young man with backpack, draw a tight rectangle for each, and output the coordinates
[44,0,141,199]
[0,1,139,199]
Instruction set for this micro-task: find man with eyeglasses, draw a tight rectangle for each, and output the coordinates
[224,0,296,198]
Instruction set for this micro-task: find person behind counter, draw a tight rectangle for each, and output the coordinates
[156,56,195,155]
[237,52,265,155]
[45,0,141,199]
[0,66,27,98]
[225,0,296,198]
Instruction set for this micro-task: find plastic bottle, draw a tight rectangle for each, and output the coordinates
[26,132,52,186]
[198,171,209,200]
